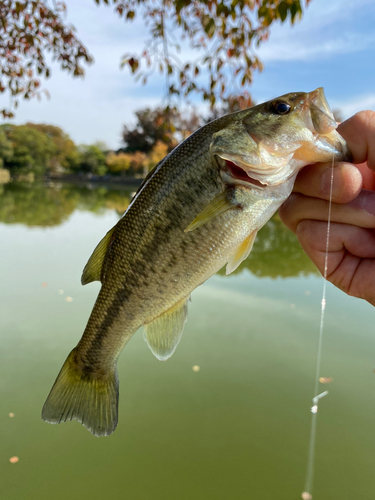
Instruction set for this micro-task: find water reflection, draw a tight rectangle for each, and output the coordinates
[0,181,317,278]
[1,181,374,500]
[220,216,318,278]
[0,182,133,227]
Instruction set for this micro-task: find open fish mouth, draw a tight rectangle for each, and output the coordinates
[216,156,268,188]
[213,87,351,189]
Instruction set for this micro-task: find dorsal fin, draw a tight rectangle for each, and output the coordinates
[143,296,190,361]
[81,226,116,285]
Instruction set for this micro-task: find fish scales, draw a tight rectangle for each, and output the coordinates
[76,115,248,357]
[42,88,351,436]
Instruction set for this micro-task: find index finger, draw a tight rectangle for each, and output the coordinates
[337,111,375,170]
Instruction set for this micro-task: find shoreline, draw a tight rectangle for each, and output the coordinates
[47,173,144,188]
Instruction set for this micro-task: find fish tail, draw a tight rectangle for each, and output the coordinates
[41,349,119,437]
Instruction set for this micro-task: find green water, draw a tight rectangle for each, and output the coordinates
[1,182,374,500]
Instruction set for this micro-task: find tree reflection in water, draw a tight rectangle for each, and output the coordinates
[0,181,317,279]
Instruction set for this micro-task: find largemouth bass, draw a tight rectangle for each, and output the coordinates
[42,88,350,436]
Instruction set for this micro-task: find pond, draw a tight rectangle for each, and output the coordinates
[1,181,374,500]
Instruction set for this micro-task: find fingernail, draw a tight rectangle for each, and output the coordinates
[349,190,375,215]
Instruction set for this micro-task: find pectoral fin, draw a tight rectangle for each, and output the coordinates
[81,226,116,285]
[144,296,190,361]
[226,230,257,275]
[185,189,239,232]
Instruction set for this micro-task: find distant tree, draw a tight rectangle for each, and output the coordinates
[146,141,169,171]
[106,151,132,174]
[122,107,180,153]
[61,142,81,172]
[3,124,55,175]
[177,110,202,140]
[24,123,80,172]
[1,0,311,117]
[76,144,107,176]
[122,105,204,154]
[0,127,13,168]
[129,151,147,176]
[92,141,110,152]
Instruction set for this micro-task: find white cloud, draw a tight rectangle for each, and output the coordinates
[259,32,375,62]
[257,0,375,62]
[332,94,375,119]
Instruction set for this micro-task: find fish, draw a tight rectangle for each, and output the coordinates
[42,87,350,437]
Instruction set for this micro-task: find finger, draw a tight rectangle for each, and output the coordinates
[295,220,375,305]
[279,190,375,233]
[293,162,362,203]
[355,162,375,190]
[338,111,375,170]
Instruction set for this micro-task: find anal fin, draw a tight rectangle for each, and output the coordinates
[226,230,257,275]
[144,296,190,361]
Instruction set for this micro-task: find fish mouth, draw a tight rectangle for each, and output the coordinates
[213,87,351,190]
[216,156,269,188]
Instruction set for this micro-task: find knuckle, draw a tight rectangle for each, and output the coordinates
[295,219,313,243]
[278,194,300,227]
[353,109,375,125]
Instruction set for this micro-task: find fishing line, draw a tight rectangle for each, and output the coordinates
[301,151,336,500]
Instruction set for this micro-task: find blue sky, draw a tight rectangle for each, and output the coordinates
[1,0,375,149]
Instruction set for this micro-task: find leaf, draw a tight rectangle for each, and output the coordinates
[120,56,129,69]
[277,2,288,22]
[258,5,267,18]
[290,1,302,23]
[128,58,139,73]
[204,18,216,38]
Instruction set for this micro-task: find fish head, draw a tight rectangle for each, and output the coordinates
[211,87,351,189]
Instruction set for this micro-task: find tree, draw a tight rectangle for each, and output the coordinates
[1,122,81,174]
[129,151,147,176]
[0,126,13,168]
[122,107,181,153]
[1,0,311,117]
[122,105,203,154]
[106,151,132,174]
[3,123,56,175]
[0,0,92,118]
[76,144,107,176]
[146,141,168,171]
[24,123,80,171]
[102,0,312,108]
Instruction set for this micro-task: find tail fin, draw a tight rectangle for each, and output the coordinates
[42,349,119,437]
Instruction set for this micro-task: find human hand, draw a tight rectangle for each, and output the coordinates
[279,111,375,306]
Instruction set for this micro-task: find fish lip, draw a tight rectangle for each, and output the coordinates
[305,87,338,135]
[216,156,269,188]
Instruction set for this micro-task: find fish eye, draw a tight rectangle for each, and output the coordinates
[268,100,293,115]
